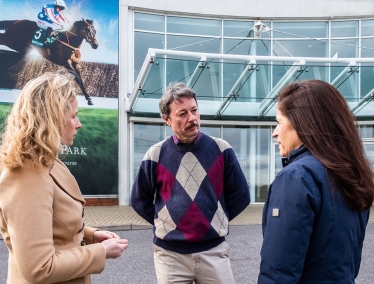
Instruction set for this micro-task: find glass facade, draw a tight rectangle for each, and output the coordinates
[131,12,374,202]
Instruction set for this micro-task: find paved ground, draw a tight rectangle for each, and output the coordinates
[82,204,265,231]
[0,204,373,240]
[1,205,374,283]
[82,203,374,230]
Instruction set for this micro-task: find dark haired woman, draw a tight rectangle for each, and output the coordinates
[258,80,374,283]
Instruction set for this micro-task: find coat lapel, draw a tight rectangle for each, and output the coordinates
[49,159,85,204]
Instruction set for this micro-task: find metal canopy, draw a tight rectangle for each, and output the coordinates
[127,48,374,120]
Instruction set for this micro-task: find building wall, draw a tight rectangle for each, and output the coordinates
[118,1,374,205]
[121,0,374,19]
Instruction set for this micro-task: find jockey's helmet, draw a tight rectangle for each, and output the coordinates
[54,0,67,10]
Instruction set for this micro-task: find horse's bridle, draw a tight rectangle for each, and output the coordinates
[56,19,98,51]
[83,19,97,46]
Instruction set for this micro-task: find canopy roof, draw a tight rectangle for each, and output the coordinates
[128,48,374,121]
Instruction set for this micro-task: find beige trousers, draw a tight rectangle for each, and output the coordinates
[153,241,235,284]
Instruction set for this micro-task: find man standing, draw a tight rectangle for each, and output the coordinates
[131,82,250,284]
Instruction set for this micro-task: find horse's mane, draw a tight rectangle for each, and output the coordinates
[70,19,93,31]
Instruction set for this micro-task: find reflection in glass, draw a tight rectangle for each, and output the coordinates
[273,21,328,38]
[330,65,359,101]
[272,40,328,57]
[361,38,374,58]
[135,12,165,32]
[200,126,221,138]
[330,39,358,58]
[141,57,165,99]
[133,123,164,177]
[167,16,221,36]
[361,20,374,37]
[224,20,254,37]
[331,21,358,38]
[274,143,283,176]
[165,57,202,85]
[134,32,164,82]
[223,63,270,103]
[363,143,374,170]
[224,39,270,56]
[167,35,221,53]
[165,57,222,101]
[359,65,374,101]
[360,125,374,139]
[223,126,271,202]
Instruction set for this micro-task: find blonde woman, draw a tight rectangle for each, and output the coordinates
[0,73,128,283]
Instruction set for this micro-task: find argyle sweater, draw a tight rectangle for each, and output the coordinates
[131,134,250,254]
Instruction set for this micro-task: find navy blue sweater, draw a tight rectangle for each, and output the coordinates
[131,134,250,254]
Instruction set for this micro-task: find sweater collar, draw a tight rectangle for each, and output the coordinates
[173,131,202,145]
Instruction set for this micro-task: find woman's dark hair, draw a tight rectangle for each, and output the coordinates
[278,79,374,210]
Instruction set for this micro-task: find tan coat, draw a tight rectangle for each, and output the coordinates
[0,159,105,283]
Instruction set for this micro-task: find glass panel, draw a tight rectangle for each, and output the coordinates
[134,12,165,32]
[272,63,312,88]
[330,39,358,58]
[360,126,374,138]
[223,63,270,104]
[141,57,165,99]
[362,19,374,37]
[359,65,374,102]
[133,123,164,177]
[273,21,328,38]
[223,126,271,202]
[274,143,282,175]
[165,57,200,85]
[361,38,374,58]
[167,35,221,53]
[224,39,270,56]
[273,40,328,57]
[167,16,221,36]
[200,126,221,138]
[295,65,328,81]
[188,62,222,101]
[165,58,222,101]
[224,20,254,37]
[331,21,358,37]
[166,126,173,137]
[330,64,359,102]
[363,143,374,170]
[134,32,164,82]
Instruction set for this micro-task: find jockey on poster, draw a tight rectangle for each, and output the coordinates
[36,0,71,45]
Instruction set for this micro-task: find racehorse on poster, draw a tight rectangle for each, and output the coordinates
[0,19,98,105]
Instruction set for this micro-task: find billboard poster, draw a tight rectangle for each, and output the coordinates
[0,0,119,196]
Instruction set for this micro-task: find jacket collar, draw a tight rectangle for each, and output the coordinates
[281,145,309,168]
[49,159,85,204]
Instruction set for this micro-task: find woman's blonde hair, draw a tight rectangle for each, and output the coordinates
[0,72,77,169]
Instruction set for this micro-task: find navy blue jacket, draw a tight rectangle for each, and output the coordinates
[258,146,369,284]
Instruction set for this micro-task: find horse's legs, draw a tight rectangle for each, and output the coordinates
[64,60,93,105]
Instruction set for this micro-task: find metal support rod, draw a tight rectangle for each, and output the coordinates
[351,87,374,114]
[187,56,207,87]
[216,60,257,117]
[259,61,305,116]
[128,51,155,112]
[330,61,357,87]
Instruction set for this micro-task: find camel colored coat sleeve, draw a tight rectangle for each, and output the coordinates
[0,159,105,284]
